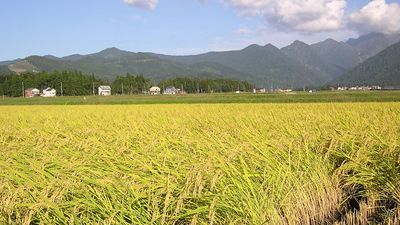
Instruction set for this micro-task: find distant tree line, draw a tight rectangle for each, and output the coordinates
[158,77,253,93]
[0,71,254,97]
[112,74,151,95]
[0,71,104,97]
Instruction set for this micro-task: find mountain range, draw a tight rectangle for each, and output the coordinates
[1,32,399,88]
[330,41,400,87]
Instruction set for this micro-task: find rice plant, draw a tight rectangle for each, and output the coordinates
[0,103,399,224]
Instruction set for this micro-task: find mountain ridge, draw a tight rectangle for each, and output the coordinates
[329,40,400,86]
[1,32,399,88]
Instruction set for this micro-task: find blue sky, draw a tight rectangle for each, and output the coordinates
[0,0,399,61]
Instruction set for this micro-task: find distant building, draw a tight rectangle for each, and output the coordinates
[382,86,400,90]
[98,86,111,96]
[348,86,371,91]
[358,86,371,91]
[279,89,293,93]
[371,85,382,90]
[253,88,266,93]
[349,87,357,91]
[149,86,161,95]
[337,85,383,91]
[42,88,56,97]
[164,86,177,95]
[25,88,40,98]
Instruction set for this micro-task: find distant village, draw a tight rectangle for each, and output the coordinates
[23,84,396,98]
[24,85,185,98]
[335,85,383,91]
[24,87,56,98]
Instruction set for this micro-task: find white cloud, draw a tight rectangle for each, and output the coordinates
[123,0,158,10]
[349,0,400,34]
[122,0,399,35]
[223,0,347,32]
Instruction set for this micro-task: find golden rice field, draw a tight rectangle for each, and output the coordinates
[0,103,399,224]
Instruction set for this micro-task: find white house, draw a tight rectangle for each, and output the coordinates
[25,88,40,97]
[42,88,56,97]
[149,86,161,95]
[98,86,111,96]
[164,86,176,95]
[279,89,293,93]
[253,88,266,93]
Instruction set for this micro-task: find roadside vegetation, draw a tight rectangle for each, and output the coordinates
[0,103,399,224]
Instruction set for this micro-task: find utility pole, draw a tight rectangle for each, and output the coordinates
[92,82,95,96]
[60,82,63,97]
[121,83,124,95]
[22,81,24,98]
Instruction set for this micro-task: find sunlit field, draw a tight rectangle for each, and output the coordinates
[1,103,399,224]
[0,91,400,105]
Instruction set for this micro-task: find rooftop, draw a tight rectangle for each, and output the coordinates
[99,85,111,90]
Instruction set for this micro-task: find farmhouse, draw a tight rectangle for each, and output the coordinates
[25,88,40,98]
[98,86,111,96]
[382,86,400,90]
[164,86,177,95]
[253,88,266,93]
[42,88,56,97]
[279,89,293,93]
[149,86,161,95]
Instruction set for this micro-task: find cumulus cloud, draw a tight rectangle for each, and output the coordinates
[123,0,158,10]
[349,0,400,34]
[223,0,347,32]
[122,0,399,35]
